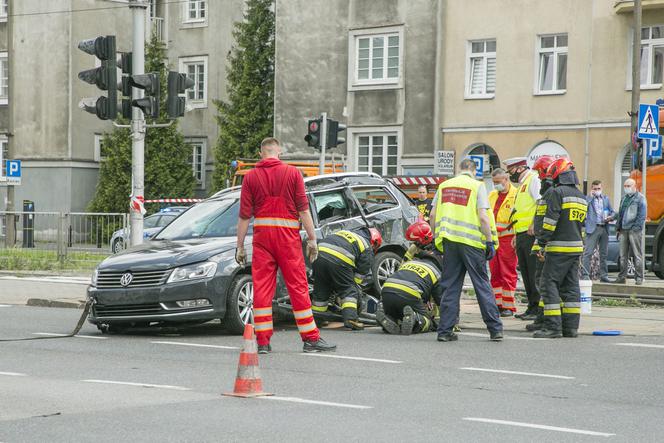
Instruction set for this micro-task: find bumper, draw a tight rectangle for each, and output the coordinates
[87,275,232,325]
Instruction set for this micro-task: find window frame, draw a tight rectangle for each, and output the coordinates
[0,137,7,177]
[186,137,207,189]
[182,0,207,26]
[0,0,7,22]
[348,25,404,91]
[93,133,104,163]
[627,25,664,90]
[355,133,400,176]
[0,52,8,105]
[349,126,402,175]
[534,33,568,96]
[178,56,208,109]
[464,39,497,100]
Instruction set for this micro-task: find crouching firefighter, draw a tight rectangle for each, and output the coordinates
[311,227,382,330]
[376,221,444,335]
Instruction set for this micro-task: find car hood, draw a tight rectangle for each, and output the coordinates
[99,237,240,271]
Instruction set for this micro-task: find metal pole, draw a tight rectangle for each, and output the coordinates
[129,0,147,246]
[631,0,645,278]
[5,0,15,246]
[318,112,327,176]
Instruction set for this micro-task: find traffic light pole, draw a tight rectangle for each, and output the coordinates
[318,112,327,176]
[129,0,147,246]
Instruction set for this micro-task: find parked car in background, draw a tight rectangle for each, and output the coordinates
[110,207,188,253]
[88,173,419,334]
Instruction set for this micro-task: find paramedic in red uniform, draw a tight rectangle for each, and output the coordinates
[235,138,336,354]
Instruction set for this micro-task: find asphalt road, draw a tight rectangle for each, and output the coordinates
[1,305,664,442]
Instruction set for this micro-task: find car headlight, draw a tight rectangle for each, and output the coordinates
[167,261,217,283]
[91,268,99,287]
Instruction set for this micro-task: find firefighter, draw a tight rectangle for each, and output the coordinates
[534,158,587,339]
[525,155,556,332]
[430,158,503,342]
[311,227,382,330]
[376,221,443,335]
[488,168,518,317]
[504,157,541,320]
[236,138,336,354]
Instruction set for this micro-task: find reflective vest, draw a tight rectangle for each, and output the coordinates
[512,170,538,234]
[434,173,498,251]
[488,184,518,238]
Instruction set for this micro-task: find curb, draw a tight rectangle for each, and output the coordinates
[26,298,86,310]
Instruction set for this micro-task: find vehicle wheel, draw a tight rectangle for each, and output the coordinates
[373,251,402,291]
[656,246,664,279]
[112,238,124,254]
[627,257,636,279]
[224,274,254,335]
[98,323,127,334]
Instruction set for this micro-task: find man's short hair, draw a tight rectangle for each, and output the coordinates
[261,137,280,149]
[418,184,428,192]
[591,180,602,186]
[460,158,477,171]
[491,168,507,178]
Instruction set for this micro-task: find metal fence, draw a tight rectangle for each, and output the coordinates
[0,211,128,269]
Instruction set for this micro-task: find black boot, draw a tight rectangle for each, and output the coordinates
[376,303,400,334]
[343,319,365,330]
[400,306,415,335]
[525,322,542,332]
[562,329,578,338]
[533,329,562,339]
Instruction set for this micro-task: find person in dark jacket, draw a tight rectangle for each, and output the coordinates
[581,180,616,282]
[311,227,381,330]
[614,178,647,285]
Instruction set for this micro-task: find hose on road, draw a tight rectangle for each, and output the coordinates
[0,300,92,342]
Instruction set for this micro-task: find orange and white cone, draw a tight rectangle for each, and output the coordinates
[223,324,273,398]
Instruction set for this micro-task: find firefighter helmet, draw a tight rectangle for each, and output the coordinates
[405,221,434,247]
[547,158,575,180]
[369,228,382,252]
[532,155,555,179]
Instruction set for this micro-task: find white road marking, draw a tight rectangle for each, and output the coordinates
[460,367,574,380]
[302,353,402,364]
[0,304,12,308]
[260,396,372,409]
[463,418,615,437]
[82,379,191,391]
[458,332,543,341]
[33,332,107,340]
[0,372,28,377]
[0,276,90,285]
[152,341,239,350]
[614,343,664,349]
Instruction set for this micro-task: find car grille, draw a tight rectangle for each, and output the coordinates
[94,303,164,317]
[96,269,171,289]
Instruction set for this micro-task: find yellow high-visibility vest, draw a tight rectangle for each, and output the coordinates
[488,184,517,238]
[512,171,538,234]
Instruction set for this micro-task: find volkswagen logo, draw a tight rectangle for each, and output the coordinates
[119,272,133,287]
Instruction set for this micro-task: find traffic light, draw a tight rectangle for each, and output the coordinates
[117,52,133,119]
[130,73,160,119]
[77,35,117,120]
[167,71,195,118]
[327,118,346,148]
[304,118,322,149]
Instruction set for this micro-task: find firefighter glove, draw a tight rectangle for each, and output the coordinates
[306,239,319,263]
[485,242,496,261]
[235,246,247,266]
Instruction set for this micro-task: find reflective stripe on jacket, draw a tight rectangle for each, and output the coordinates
[512,171,538,234]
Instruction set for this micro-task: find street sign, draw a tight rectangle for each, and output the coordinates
[638,103,659,140]
[435,150,455,175]
[647,135,663,159]
[469,155,484,179]
[6,160,21,185]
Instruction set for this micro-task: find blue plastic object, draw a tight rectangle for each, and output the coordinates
[592,330,623,336]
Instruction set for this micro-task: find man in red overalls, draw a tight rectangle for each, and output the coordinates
[235,138,336,354]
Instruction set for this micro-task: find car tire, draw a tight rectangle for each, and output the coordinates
[112,238,124,254]
[656,246,664,280]
[373,251,402,292]
[224,274,254,335]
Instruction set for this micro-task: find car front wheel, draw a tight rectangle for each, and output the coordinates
[373,251,402,291]
[224,274,254,335]
[112,238,124,254]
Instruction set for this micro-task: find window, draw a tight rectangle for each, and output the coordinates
[357,134,398,176]
[351,187,399,215]
[536,34,567,94]
[466,39,496,99]
[187,139,206,187]
[634,26,664,88]
[0,0,7,21]
[0,52,8,105]
[184,0,206,23]
[349,27,403,89]
[179,56,207,108]
[93,133,105,162]
[312,190,360,226]
[0,138,7,177]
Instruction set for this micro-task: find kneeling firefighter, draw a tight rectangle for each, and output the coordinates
[376,221,444,335]
[311,227,382,330]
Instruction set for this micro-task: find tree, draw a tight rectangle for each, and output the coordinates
[212,0,275,191]
[88,33,195,214]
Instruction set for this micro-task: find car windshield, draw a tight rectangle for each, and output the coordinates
[143,215,160,229]
[154,199,240,240]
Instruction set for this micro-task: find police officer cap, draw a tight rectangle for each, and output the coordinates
[502,157,528,168]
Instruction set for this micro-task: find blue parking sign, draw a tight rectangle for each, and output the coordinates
[469,155,484,179]
[7,160,21,178]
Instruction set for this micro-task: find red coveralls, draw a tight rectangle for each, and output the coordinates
[239,158,320,346]
[489,191,518,312]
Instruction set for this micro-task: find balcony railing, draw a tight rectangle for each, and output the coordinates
[615,0,664,13]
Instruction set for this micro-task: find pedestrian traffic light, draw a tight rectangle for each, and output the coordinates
[77,35,117,120]
[166,71,195,118]
[130,73,160,119]
[327,118,347,148]
[304,118,322,149]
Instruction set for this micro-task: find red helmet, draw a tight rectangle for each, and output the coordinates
[547,158,574,180]
[369,228,382,252]
[405,221,433,247]
[532,155,555,179]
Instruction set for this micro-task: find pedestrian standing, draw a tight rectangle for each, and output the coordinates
[235,137,336,353]
[504,157,541,320]
[581,180,616,282]
[430,159,503,342]
[416,185,433,221]
[534,159,587,339]
[488,168,518,317]
[614,178,647,285]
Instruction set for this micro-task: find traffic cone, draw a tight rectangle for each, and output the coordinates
[222,323,273,398]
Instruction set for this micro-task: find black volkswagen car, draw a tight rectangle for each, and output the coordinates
[87,173,420,334]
